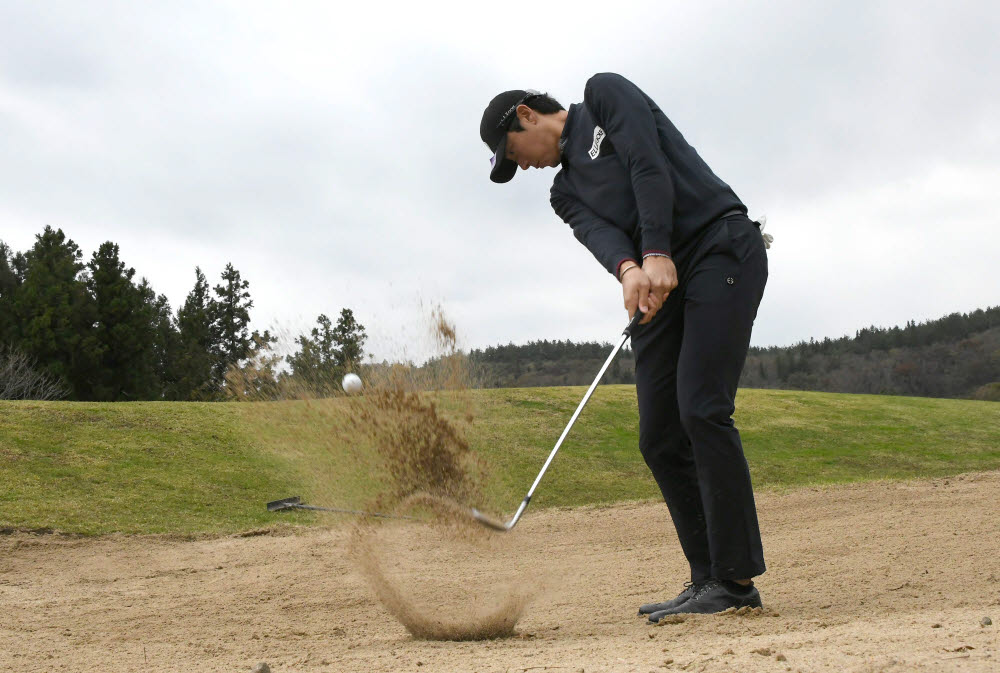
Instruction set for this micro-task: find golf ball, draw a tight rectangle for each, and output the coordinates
[342,373,363,394]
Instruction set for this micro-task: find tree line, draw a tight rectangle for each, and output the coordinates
[738,306,1000,399]
[3,225,995,401]
[464,307,999,400]
[467,339,635,388]
[0,227,366,401]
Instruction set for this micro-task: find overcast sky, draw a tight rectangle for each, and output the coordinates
[2,0,998,363]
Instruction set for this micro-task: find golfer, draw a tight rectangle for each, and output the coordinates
[480,73,770,621]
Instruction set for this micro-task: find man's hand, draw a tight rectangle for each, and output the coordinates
[622,256,678,324]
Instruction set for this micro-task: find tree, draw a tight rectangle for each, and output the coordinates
[12,227,100,399]
[333,308,367,371]
[86,242,158,400]
[145,283,181,400]
[285,309,367,395]
[209,263,254,390]
[225,331,281,400]
[0,241,22,344]
[286,313,341,394]
[174,267,218,400]
[0,344,68,400]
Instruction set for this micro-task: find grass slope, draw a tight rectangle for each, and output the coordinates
[0,402,298,535]
[1,388,997,535]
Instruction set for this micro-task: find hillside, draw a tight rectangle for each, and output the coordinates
[1,387,998,535]
[464,306,1000,399]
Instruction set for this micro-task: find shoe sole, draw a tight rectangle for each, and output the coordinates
[647,595,762,623]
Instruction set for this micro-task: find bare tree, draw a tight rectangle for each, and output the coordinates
[0,345,69,400]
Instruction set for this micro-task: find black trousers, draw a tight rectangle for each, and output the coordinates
[631,214,768,582]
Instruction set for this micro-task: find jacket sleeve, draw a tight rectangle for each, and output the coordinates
[551,186,638,279]
[584,72,674,257]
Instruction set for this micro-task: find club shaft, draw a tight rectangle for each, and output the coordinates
[506,331,631,528]
[472,310,643,532]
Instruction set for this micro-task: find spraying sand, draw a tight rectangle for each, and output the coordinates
[342,310,532,640]
[348,494,531,641]
[227,306,527,640]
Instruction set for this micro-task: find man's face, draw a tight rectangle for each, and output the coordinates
[504,105,561,171]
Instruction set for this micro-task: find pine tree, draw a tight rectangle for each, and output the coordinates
[286,313,341,393]
[0,241,22,344]
[225,330,280,400]
[333,308,367,371]
[87,242,158,400]
[285,310,367,395]
[209,263,254,389]
[174,267,218,400]
[144,284,181,400]
[12,227,100,399]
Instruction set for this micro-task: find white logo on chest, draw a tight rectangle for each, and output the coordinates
[588,126,606,159]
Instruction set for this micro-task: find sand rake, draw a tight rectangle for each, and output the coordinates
[471,309,645,532]
[266,496,414,521]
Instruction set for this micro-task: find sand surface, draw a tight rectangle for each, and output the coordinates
[2,472,998,672]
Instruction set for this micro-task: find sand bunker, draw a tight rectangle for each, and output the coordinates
[3,473,999,671]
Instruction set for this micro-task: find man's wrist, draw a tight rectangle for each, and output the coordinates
[642,250,671,261]
[616,258,639,280]
[619,263,640,282]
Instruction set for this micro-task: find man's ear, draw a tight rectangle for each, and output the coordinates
[516,104,536,126]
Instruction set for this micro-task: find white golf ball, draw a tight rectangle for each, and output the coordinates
[342,373,363,394]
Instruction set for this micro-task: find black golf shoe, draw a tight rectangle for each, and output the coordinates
[637,581,705,616]
[647,580,762,622]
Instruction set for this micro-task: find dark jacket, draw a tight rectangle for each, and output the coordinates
[550,72,746,278]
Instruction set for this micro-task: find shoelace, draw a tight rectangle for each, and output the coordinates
[754,214,774,249]
[690,579,722,600]
[681,580,707,592]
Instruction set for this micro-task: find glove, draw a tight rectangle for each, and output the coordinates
[754,214,774,249]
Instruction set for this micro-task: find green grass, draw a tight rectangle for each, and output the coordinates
[1,388,998,535]
[463,387,1000,509]
[0,401,299,535]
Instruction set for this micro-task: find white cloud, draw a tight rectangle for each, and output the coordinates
[1,0,997,363]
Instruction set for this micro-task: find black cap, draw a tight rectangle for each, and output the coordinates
[480,89,540,184]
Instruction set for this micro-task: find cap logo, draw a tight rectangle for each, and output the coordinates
[588,126,606,160]
[495,89,542,129]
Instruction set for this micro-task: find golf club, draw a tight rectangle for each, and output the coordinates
[267,496,415,521]
[471,308,646,532]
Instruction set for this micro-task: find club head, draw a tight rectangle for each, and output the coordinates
[266,496,303,512]
[470,508,512,532]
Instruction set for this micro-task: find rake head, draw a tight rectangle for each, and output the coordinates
[266,496,303,512]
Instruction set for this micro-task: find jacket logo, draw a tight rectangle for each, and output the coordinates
[588,126,606,159]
